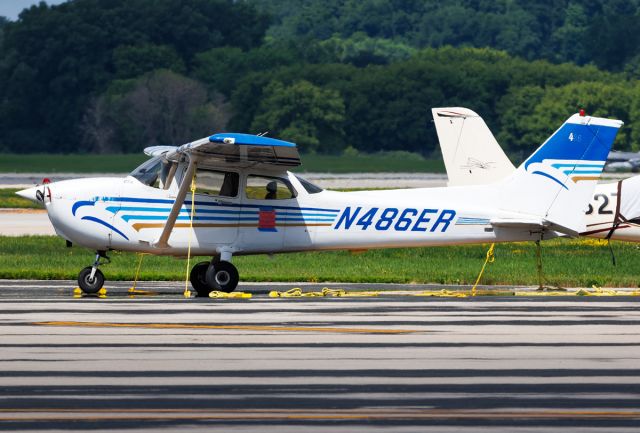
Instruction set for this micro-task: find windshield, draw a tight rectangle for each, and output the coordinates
[130,156,166,187]
[294,174,323,194]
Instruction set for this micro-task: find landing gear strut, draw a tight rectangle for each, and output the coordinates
[189,258,239,296]
[78,251,109,294]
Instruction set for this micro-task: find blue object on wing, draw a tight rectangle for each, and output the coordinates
[188,132,302,167]
[209,133,296,148]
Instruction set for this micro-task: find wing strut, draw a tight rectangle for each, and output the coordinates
[154,156,197,249]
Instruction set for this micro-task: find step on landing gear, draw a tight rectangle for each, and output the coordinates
[78,251,109,294]
[189,257,239,297]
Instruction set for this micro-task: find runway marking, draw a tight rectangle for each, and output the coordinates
[0,408,639,421]
[33,321,417,334]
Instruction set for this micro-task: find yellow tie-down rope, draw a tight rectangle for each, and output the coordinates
[209,291,252,299]
[184,173,197,298]
[269,288,380,297]
[471,243,495,297]
[267,287,471,298]
[128,253,157,296]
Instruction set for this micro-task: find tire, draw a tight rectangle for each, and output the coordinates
[205,261,239,293]
[190,261,211,297]
[78,266,105,294]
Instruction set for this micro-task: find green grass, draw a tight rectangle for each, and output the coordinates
[0,153,148,173]
[297,152,444,173]
[0,152,444,174]
[0,189,40,209]
[0,236,638,287]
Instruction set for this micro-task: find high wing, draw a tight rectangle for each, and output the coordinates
[149,132,300,248]
[160,133,300,168]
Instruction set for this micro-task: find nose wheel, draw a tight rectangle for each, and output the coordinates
[78,267,105,294]
[77,251,109,294]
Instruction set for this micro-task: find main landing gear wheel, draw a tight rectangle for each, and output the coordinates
[205,261,239,293]
[78,266,105,294]
[189,261,211,297]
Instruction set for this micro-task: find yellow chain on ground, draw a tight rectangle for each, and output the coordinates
[471,243,495,296]
[269,288,320,297]
[575,285,623,296]
[412,289,468,298]
[515,290,568,296]
[209,291,252,299]
[184,173,197,298]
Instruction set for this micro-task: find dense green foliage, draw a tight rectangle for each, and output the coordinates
[0,0,268,153]
[0,236,637,287]
[255,0,640,69]
[1,0,640,158]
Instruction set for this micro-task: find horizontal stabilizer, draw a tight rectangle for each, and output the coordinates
[490,218,577,237]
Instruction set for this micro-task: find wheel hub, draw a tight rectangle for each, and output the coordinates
[215,270,230,286]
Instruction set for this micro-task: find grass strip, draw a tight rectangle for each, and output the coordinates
[0,236,637,287]
[0,189,40,209]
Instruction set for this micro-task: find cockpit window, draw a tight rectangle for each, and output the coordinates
[294,174,323,194]
[195,169,239,197]
[246,175,296,200]
[130,156,168,188]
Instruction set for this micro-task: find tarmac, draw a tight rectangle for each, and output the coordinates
[0,280,638,432]
[2,173,640,431]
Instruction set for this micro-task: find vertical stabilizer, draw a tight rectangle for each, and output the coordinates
[432,107,515,186]
[500,113,623,234]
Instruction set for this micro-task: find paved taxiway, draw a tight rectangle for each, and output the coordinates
[0,280,639,432]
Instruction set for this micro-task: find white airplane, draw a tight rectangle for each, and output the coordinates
[433,107,640,241]
[17,113,622,295]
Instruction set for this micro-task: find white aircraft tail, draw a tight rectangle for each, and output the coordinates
[497,113,623,235]
[432,107,514,186]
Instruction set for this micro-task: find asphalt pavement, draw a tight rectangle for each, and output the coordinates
[0,279,638,432]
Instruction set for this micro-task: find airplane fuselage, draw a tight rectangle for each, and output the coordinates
[41,169,556,258]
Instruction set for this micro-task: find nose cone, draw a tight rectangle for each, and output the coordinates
[16,186,43,205]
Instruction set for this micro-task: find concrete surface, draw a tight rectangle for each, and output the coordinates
[0,209,54,236]
[0,279,638,431]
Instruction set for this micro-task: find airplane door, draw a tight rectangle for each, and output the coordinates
[189,168,241,247]
[240,174,295,251]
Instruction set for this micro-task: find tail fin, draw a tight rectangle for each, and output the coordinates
[432,107,514,186]
[500,113,623,235]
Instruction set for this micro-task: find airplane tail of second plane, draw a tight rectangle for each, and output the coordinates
[432,107,515,186]
[497,113,623,235]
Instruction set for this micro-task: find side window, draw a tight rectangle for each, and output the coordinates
[195,169,239,197]
[246,175,296,200]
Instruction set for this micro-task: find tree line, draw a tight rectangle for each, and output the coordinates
[1,0,639,158]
